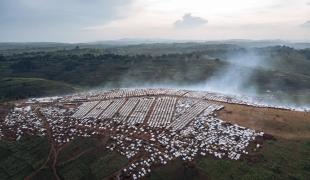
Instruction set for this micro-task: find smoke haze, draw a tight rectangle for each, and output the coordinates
[91,50,309,110]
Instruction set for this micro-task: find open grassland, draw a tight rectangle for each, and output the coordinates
[57,138,128,180]
[0,78,76,101]
[0,137,50,180]
[0,137,128,180]
[217,103,310,139]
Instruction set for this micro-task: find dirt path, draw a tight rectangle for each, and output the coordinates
[25,147,53,180]
[59,135,110,167]
[35,108,61,180]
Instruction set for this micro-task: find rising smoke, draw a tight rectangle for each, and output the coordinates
[203,50,269,96]
[91,49,309,109]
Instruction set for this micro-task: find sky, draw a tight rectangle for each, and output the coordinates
[0,0,310,42]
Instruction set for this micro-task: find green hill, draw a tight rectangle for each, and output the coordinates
[0,78,76,101]
[0,44,310,102]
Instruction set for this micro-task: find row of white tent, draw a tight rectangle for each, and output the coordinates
[51,88,310,112]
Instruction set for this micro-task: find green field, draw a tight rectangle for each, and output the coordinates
[0,137,50,180]
[0,77,76,101]
[0,136,309,179]
[0,137,128,180]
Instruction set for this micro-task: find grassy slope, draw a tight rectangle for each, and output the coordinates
[217,103,310,139]
[0,137,50,180]
[0,137,128,180]
[149,139,310,180]
[0,77,76,101]
[56,137,128,180]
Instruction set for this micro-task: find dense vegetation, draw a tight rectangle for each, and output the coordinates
[0,51,224,86]
[0,43,310,103]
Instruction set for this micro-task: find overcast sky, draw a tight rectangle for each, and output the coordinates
[1,0,310,42]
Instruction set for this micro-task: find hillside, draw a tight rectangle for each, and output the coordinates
[0,78,76,101]
[0,44,310,104]
[0,88,309,180]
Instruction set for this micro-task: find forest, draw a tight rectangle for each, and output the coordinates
[0,43,310,104]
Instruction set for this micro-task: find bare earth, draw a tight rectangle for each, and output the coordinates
[216,102,310,139]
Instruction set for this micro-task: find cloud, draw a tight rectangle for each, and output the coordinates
[174,13,208,29]
[301,20,310,27]
[0,0,133,26]
[0,0,134,42]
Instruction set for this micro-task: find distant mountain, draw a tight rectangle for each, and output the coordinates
[1,39,310,50]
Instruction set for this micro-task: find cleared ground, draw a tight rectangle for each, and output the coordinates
[217,103,310,139]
